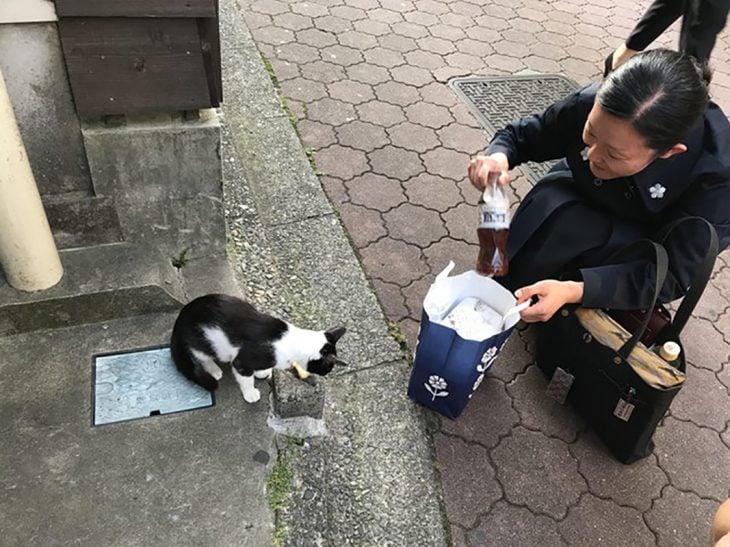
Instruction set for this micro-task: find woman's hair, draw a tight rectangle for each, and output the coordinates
[597,49,711,152]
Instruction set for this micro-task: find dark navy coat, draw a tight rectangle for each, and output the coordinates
[486,84,730,309]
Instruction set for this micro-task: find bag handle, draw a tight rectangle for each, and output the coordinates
[435,261,456,284]
[604,239,669,360]
[655,216,719,341]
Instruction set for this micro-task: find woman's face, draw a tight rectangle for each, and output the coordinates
[581,103,659,180]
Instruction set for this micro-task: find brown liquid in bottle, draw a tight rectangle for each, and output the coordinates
[477,226,509,276]
[476,178,510,277]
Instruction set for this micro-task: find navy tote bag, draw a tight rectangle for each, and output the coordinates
[408,262,522,419]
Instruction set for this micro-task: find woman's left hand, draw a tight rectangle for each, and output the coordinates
[515,280,585,323]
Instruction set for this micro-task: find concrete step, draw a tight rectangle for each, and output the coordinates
[0,243,184,336]
[43,192,124,250]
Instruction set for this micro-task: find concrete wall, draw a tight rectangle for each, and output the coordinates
[0,18,226,260]
[82,113,225,258]
[0,23,92,195]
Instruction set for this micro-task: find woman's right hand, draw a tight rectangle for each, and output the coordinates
[467,152,510,191]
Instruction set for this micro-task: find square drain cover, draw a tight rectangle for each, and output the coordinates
[93,347,213,425]
[449,75,579,184]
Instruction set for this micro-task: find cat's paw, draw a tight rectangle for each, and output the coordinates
[254,368,272,380]
[242,388,261,403]
[211,369,224,381]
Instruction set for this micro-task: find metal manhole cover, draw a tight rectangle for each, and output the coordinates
[93,347,214,426]
[450,75,579,184]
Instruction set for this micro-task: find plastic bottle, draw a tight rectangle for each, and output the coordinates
[654,341,681,367]
[476,174,510,277]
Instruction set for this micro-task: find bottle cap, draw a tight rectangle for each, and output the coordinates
[659,341,681,361]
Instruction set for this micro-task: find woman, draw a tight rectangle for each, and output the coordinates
[468,49,730,323]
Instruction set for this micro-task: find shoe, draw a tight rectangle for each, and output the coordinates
[603,53,614,77]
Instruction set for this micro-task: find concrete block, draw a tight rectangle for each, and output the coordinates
[83,117,222,201]
[42,194,123,249]
[82,115,225,257]
[112,192,227,259]
[273,368,326,419]
[0,23,92,195]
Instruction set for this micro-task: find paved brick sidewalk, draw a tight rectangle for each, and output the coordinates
[236,0,730,543]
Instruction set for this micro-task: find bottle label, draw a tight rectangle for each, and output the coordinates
[479,203,510,229]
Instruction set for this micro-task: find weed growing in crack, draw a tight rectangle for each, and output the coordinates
[388,320,408,349]
[304,146,326,176]
[267,452,293,546]
[259,53,280,90]
[257,50,327,180]
[171,245,193,269]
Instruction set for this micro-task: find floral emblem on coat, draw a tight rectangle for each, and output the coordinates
[649,183,666,199]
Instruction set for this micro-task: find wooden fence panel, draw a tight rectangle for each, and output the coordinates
[55,0,217,18]
[59,18,212,115]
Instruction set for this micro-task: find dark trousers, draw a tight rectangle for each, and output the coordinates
[496,201,625,293]
[626,0,730,63]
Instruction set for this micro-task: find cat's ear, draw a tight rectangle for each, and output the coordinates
[325,326,346,344]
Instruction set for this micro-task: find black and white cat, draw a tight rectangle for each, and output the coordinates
[170,294,347,403]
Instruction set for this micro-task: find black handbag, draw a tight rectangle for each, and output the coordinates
[536,217,719,463]
[608,305,671,347]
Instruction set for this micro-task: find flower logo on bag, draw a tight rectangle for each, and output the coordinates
[413,326,421,361]
[472,373,485,392]
[477,346,499,373]
[425,375,449,401]
[469,346,500,399]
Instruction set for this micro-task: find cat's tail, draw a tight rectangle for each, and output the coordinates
[170,336,219,392]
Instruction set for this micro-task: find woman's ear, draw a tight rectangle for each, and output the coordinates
[659,143,688,159]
